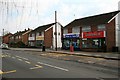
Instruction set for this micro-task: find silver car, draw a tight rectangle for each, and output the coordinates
[0,43,9,49]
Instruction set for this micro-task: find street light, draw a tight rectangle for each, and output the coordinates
[55,11,57,51]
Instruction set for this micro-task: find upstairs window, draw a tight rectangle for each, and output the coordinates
[72,26,80,33]
[82,26,91,32]
[98,24,106,31]
[32,33,35,37]
[36,32,39,36]
[63,28,68,34]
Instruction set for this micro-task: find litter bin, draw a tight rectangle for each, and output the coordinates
[112,46,118,52]
[42,45,45,51]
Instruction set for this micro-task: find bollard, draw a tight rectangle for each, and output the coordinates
[70,45,74,52]
[42,45,45,51]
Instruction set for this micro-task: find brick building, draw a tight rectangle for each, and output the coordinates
[62,11,120,52]
[28,22,62,49]
[9,28,31,46]
[2,33,12,44]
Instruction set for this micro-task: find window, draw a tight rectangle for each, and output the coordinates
[16,36,18,39]
[32,33,35,37]
[82,26,91,32]
[82,39,98,48]
[19,36,21,39]
[36,32,39,36]
[98,24,106,31]
[12,37,14,39]
[72,26,80,33]
[63,28,68,34]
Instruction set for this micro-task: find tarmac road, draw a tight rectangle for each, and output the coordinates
[1,50,119,79]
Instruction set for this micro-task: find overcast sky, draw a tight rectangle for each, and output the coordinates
[0,0,120,36]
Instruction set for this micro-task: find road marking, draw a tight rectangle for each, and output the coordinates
[22,57,29,60]
[37,62,69,72]
[0,70,3,74]
[30,65,43,70]
[25,61,31,64]
[16,55,28,60]
[0,70,16,74]
[2,70,16,74]
[18,59,23,61]
[16,55,22,58]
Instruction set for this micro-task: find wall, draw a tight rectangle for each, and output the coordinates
[44,27,53,48]
[106,19,116,51]
[53,23,62,49]
[116,1,120,51]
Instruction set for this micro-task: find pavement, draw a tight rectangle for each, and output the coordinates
[9,48,120,60]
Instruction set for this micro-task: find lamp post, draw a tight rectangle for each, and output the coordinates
[2,29,4,43]
[55,11,57,51]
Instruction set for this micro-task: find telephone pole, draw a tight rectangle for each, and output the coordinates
[3,29,4,43]
[55,11,57,51]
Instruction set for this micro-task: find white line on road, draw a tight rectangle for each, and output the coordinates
[30,65,43,70]
[25,61,31,64]
[16,55,28,60]
[18,59,23,61]
[37,62,69,72]
[22,57,29,60]
[12,57,15,59]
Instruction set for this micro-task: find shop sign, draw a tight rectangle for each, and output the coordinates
[36,36,44,40]
[28,37,35,40]
[64,34,80,38]
[82,31,105,38]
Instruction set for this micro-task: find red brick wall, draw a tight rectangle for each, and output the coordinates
[106,19,116,51]
[91,25,97,32]
[68,27,72,33]
[22,33,29,45]
[3,34,12,44]
[44,27,53,48]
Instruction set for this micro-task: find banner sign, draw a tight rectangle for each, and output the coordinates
[28,37,35,40]
[82,31,105,38]
[64,34,80,38]
[36,36,44,40]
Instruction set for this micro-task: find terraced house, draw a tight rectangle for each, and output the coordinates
[62,11,120,52]
[2,33,12,45]
[9,28,32,47]
[28,22,62,49]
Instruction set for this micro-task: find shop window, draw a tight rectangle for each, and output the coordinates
[82,39,99,48]
[82,26,91,32]
[63,39,80,49]
[98,24,106,31]
[82,38,105,49]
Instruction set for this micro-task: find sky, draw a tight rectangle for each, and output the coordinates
[0,0,120,36]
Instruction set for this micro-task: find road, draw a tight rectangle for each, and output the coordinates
[1,49,119,79]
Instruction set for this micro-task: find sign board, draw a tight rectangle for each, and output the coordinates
[63,34,80,38]
[28,37,35,40]
[82,31,105,38]
[36,36,44,40]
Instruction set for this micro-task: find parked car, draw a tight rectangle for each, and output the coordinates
[0,43,9,49]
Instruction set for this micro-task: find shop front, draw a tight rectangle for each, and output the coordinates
[82,31,106,51]
[63,33,81,50]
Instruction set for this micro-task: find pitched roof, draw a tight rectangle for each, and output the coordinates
[13,29,30,37]
[31,23,55,33]
[3,33,12,37]
[64,10,120,28]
